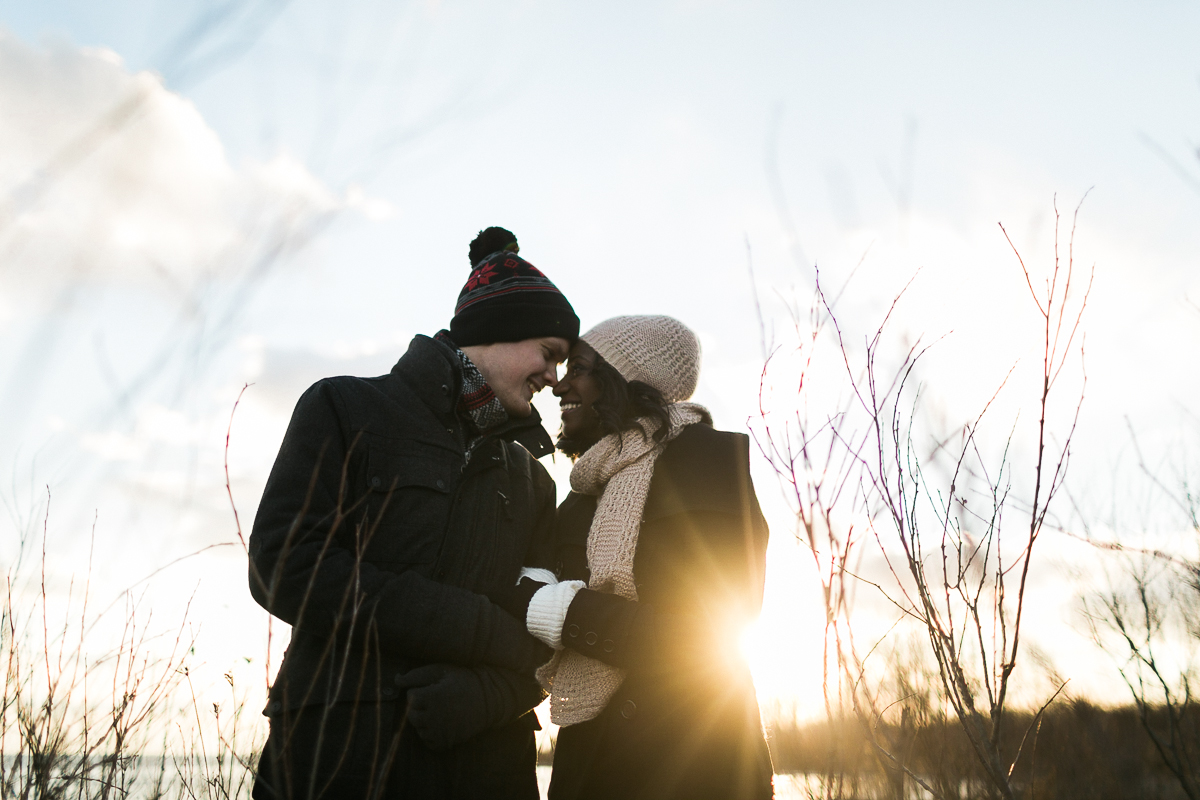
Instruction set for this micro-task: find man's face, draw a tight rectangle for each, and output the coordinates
[464,336,570,417]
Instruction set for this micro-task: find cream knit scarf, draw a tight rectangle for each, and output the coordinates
[538,402,709,725]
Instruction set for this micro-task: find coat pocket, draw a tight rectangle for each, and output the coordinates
[358,447,454,571]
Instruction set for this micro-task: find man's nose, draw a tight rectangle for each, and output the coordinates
[543,364,559,388]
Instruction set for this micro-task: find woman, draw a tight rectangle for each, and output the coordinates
[519,315,774,800]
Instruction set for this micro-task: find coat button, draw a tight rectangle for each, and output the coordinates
[567,624,579,638]
[382,687,395,697]
[436,479,446,490]
[585,631,598,646]
[602,639,615,653]
[441,384,450,395]
[620,700,637,719]
[370,476,382,489]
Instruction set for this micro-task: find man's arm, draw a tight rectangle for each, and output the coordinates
[248,380,549,673]
[487,453,560,617]
[395,457,559,749]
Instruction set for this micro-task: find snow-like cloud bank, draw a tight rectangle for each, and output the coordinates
[0,29,400,580]
[0,31,391,310]
[0,27,400,442]
[0,30,374,513]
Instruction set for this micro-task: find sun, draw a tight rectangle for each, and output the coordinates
[737,535,829,723]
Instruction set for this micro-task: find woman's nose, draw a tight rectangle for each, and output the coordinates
[553,378,569,396]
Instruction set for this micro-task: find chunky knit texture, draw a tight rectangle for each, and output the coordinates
[581,315,701,403]
[537,402,709,725]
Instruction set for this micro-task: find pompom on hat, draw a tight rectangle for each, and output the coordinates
[581,315,701,403]
[468,226,519,266]
[450,227,579,347]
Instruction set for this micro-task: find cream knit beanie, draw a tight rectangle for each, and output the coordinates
[581,315,701,403]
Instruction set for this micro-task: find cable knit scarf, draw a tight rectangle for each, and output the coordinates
[538,402,709,725]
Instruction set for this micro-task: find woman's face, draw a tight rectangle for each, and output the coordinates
[553,340,604,448]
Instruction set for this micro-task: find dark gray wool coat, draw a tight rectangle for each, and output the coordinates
[548,423,775,800]
[248,334,556,800]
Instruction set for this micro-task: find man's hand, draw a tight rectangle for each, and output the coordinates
[398,664,530,751]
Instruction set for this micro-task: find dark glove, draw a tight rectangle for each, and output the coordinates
[398,664,524,751]
[477,602,554,674]
[487,577,548,621]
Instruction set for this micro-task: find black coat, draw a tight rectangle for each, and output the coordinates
[248,334,555,800]
[549,423,775,800]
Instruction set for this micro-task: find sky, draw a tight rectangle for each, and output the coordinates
[2,0,1200,733]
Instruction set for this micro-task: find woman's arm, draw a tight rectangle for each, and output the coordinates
[530,507,767,670]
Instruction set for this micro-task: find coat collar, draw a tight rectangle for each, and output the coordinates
[391,334,555,459]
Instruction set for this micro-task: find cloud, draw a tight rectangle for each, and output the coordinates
[0,31,352,306]
[0,32,401,544]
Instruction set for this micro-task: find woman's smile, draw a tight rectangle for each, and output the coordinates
[553,340,604,445]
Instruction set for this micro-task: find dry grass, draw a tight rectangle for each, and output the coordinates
[1,494,261,799]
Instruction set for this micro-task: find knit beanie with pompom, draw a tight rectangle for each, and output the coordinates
[450,227,579,347]
[581,315,701,403]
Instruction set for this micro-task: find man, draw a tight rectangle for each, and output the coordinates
[248,228,577,799]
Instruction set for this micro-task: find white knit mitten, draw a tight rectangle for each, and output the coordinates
[518,567,559,586]
[526,580,586,650]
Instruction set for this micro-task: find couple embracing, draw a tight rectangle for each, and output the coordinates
[247,228,774,800]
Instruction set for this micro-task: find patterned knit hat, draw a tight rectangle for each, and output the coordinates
[450,230,579,347]
[581,315,701,403]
